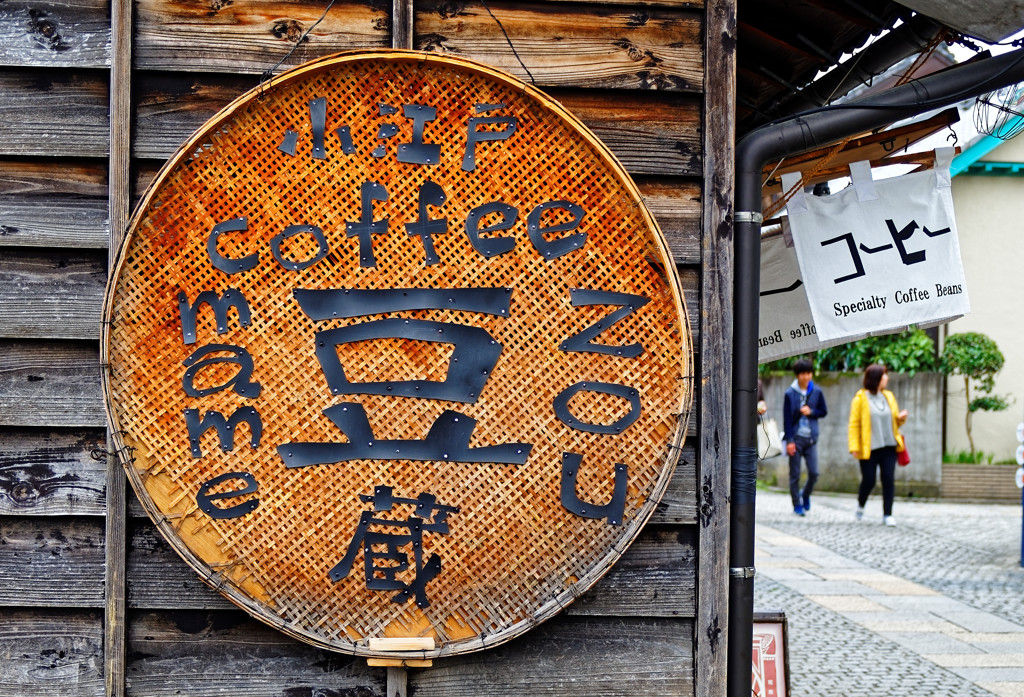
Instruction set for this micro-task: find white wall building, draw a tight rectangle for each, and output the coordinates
[946,133,1024,462]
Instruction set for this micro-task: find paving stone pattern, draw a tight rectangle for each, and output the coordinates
[757,578,996,697]
[754,488,1024,697]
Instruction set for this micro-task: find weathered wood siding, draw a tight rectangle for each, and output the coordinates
[0,0,734,694]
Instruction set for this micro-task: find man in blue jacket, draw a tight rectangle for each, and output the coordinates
[783,358,827,516]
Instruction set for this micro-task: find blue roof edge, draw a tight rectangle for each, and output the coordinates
[951,114,1024,177]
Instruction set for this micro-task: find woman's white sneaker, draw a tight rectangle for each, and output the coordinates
[883,516,896,527]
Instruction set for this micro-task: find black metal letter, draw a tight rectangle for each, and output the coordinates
[177,287,252,345]
[405,181,448,265]
[196,471,259,519]
[527,201,586,260]
[184,406,263,458]
[294,287,511,319]
[207,217,258,274]
[278,403,531,467]
[397,104,441,165]
[330,487,459,608]
[312,320,502,403]
[462,105,518,171]
[560,452,627,526]
[560,289,650,357]
[335,125,356,154]
[465,201,518,257]
[553,381,641,434]
[346,181,389,268]
[271,224,329,271]
[310,96,327,160]
[278,130,298,156]
[181,344,262,398]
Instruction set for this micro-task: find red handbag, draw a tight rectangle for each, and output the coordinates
[897,438,910,466]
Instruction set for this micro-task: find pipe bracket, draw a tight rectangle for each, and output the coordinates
[729,566,756,579]
[734,211,763,224]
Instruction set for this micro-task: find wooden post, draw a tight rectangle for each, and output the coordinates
[386,667,408,697]
[366,637,435,697]
[106,0,133,694]
[696,0,737,696]
[392,0,414,49]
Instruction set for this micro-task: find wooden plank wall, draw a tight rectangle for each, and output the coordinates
[0,0,732,694]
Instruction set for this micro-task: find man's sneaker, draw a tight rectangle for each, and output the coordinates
[793,506,806,517]
[801,492,811,512]
[855,506,864,521]
[883,515,896,527]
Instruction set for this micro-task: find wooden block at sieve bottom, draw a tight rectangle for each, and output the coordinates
[366,637,436,666]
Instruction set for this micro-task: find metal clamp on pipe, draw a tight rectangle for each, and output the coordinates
[729,566,756,579]
[734,211,763,225]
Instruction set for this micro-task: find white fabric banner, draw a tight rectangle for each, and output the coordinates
[783,148,969,342]
[758,227,861,363]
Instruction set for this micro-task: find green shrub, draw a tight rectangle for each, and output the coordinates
[758,327,937,376]
[943,449,993,464]
[939,332,1011,458]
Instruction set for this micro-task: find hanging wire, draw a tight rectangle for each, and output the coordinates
[763,29,948,219]
[762,157,786,188]
[479,0,536,85]
[257,0,535,92]
[91,444,137,464]
[942,29,1024,141]
[948,30,1024,52]
[260,0,338,88]
[756,37,1024,139]
[947,31,984,54]
[822,39,873,106]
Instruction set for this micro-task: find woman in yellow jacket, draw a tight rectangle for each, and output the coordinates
[848,364,908,526]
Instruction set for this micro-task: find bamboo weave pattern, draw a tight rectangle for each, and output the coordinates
[103,51,692,656]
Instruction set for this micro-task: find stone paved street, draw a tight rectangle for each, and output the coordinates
[754,489,1024,696]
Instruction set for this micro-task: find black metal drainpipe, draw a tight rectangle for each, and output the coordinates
[728,46,1024,697]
